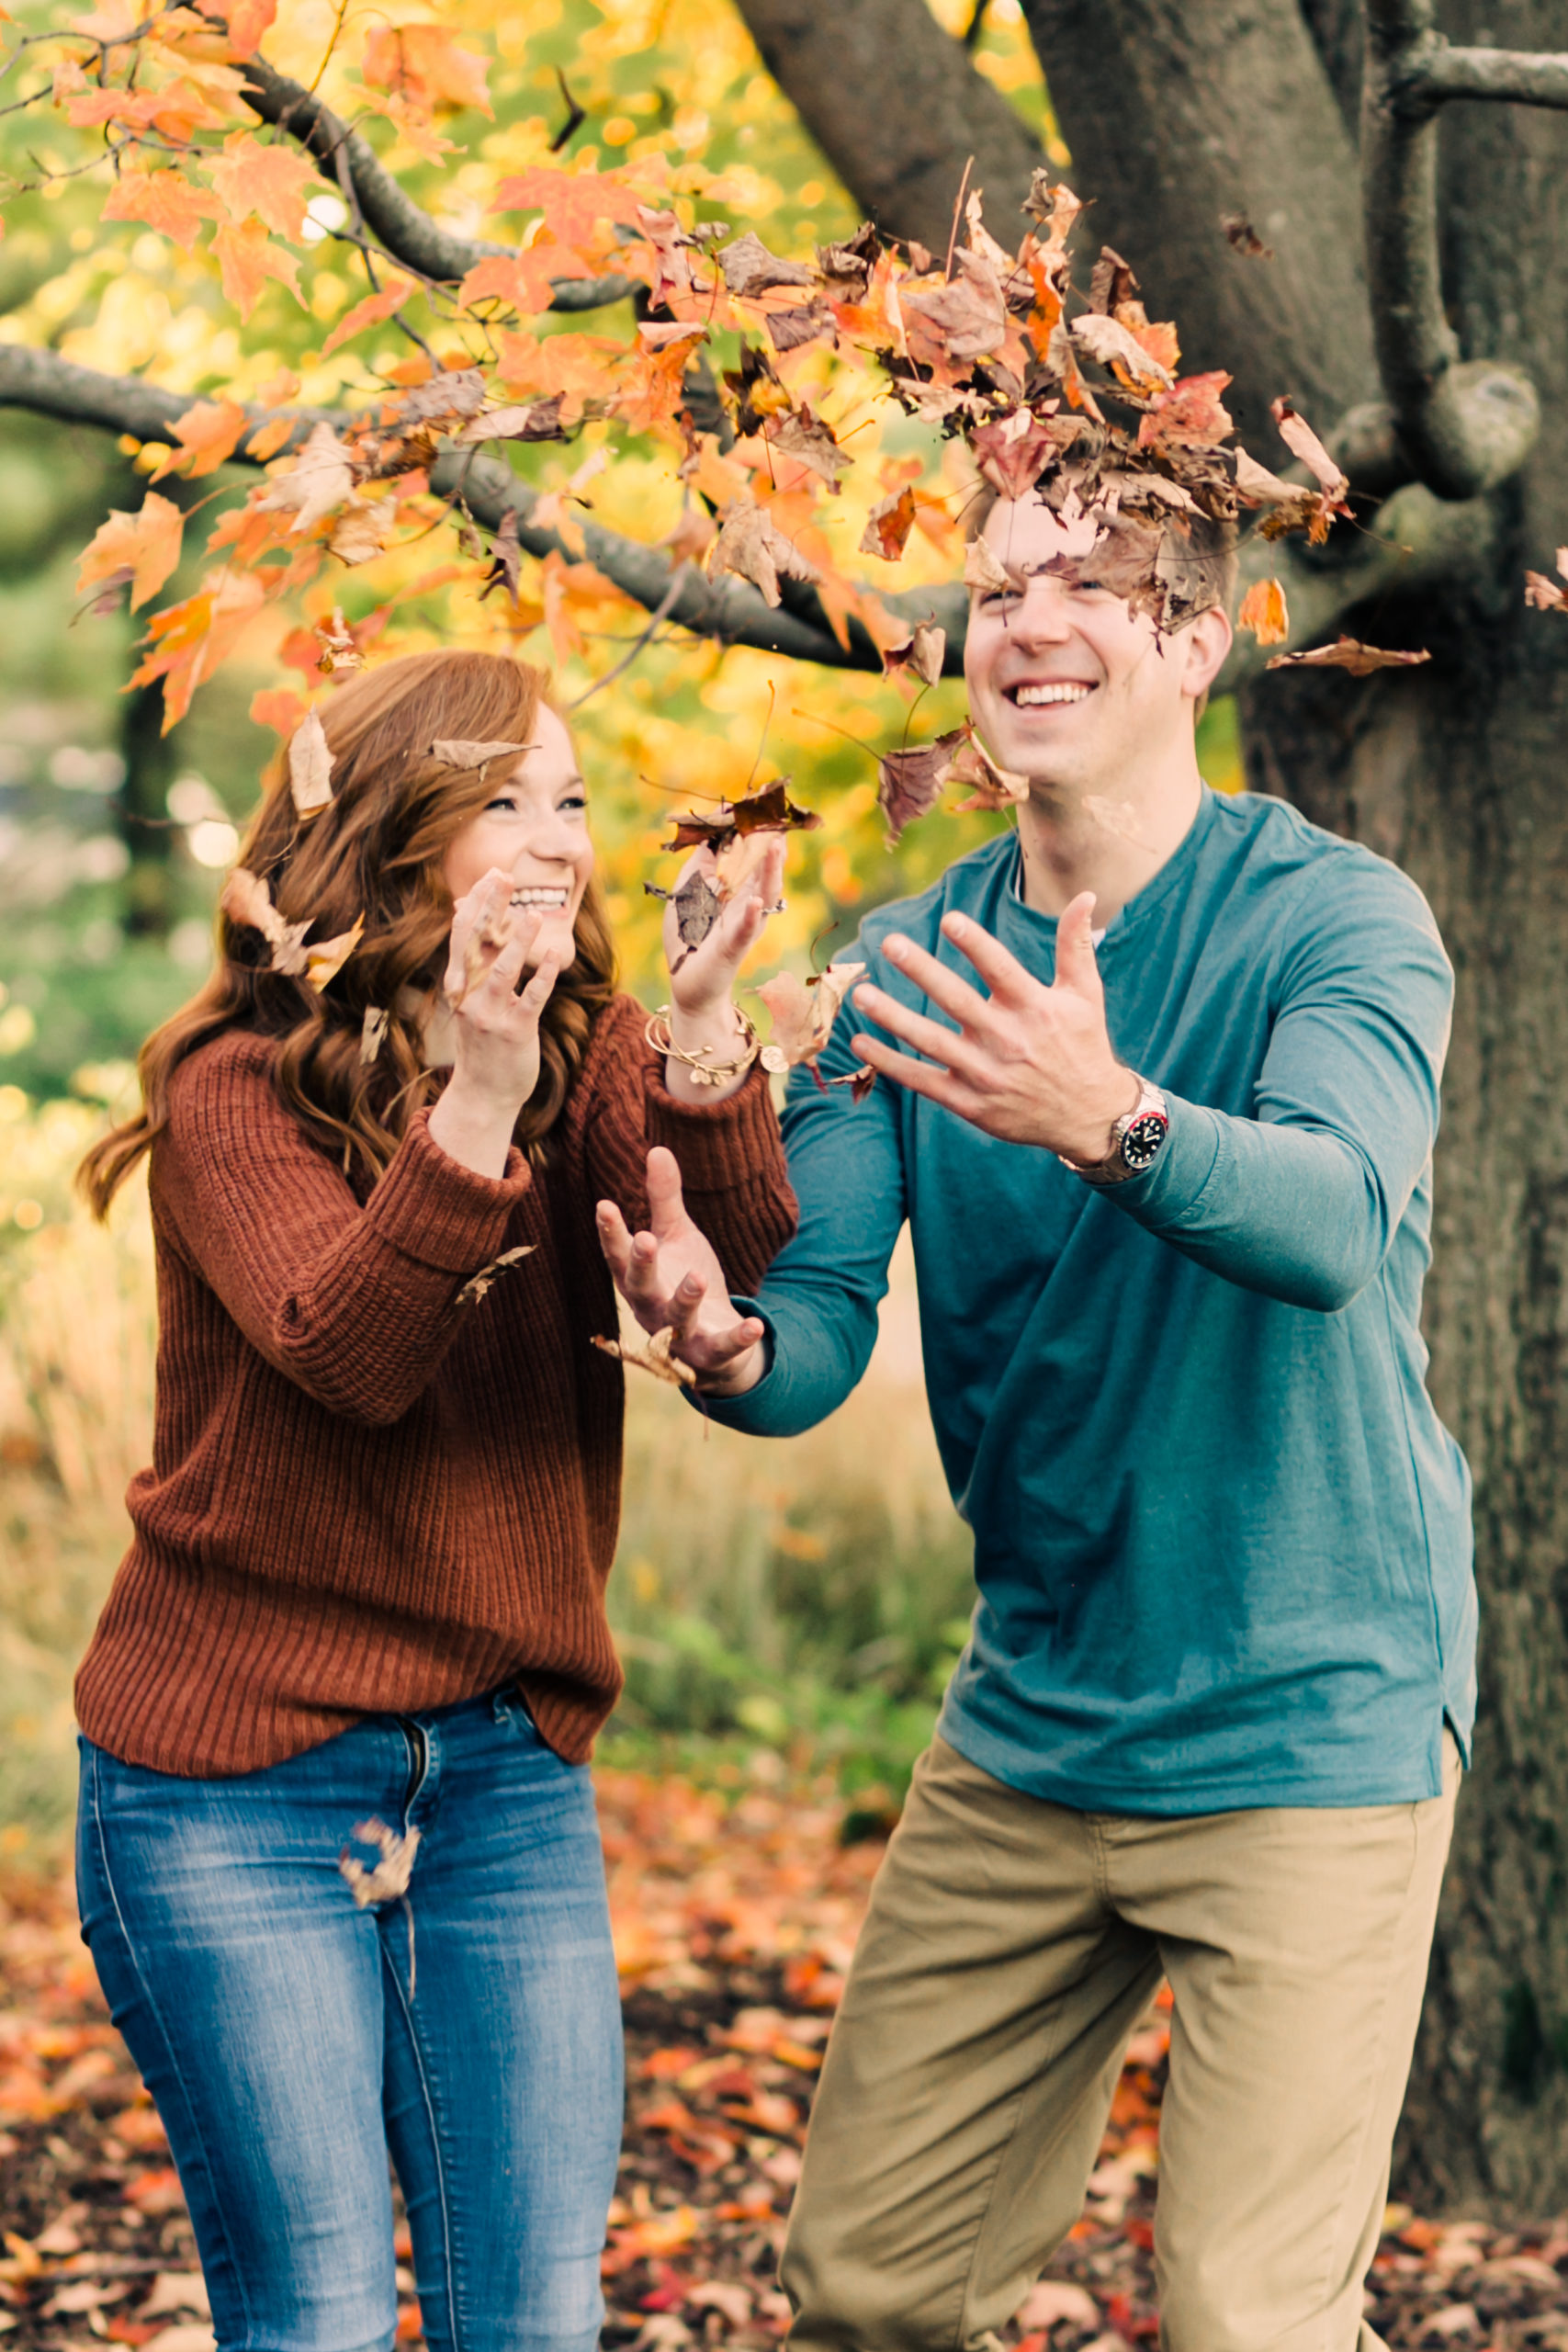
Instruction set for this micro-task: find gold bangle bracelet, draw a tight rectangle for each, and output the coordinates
[646,1003,761,1087]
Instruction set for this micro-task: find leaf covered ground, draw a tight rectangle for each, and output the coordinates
[2,1770,1566,2352]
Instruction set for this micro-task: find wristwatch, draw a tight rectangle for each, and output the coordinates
[1058,1075,1170,1188]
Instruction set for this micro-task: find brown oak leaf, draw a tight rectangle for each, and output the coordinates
[816,222,879,303]
[1266,637,1431,676]
[708,501,820,607]
[881,623,946,688]
[719,231,815,299]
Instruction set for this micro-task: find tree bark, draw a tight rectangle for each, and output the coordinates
[730,0,1043,254]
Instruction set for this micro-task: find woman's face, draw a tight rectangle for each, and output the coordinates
[441,704,593,970]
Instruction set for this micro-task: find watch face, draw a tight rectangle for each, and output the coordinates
[1121,1112,1168,1171]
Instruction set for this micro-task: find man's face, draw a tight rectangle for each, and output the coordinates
[964,493,1231,795]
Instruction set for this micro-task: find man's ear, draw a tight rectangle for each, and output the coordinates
[1182,603,1233,705]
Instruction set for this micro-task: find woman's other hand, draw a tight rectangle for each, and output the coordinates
[596,1148,768,1395]
[428,869,566,1178]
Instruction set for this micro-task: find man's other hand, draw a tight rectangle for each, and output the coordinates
[850,893,1140,1164]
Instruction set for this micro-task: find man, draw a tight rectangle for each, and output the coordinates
[597,484,1475,2352]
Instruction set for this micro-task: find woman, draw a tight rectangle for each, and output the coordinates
[73,650,795,2352]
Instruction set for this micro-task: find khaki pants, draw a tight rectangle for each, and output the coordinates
[783,1732,1461,2352]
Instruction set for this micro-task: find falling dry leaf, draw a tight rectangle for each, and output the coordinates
[877,738,956,843]
[646,871,722,962]
[662,779,821,851]
[592,1326,697,1388]
[719,231,816,299]
[860,488,917,560]
[661,507,716,568]
[946,725,1029,812]
[1136,371,1234,452]
[970,410,1066,503]
[455,1243,536,1307]
[395,368,487,424]
[766,300,833,352]
[479,509,524,605]
[1070,312,1175,390]
[338,1818,421,1907]
[1234,447,1303,504]
[360,1005,390,1067]
[328,499,394,567]
[455,397,567,446]
[255,421,356,536]
[1266,637,1431,675]
[219,867,310,977]
[1237,576,1290,645]
[313,608,363,673]
[881,623,945,689]
[305,913,364,992]
[904,250,1008,366]
[756,963,866,1075]
[429,738,533,778]
[963,537,1013,596]
[708,501,820,607]
[288,708,333,819]
[765,408,849,492]
[1222,213,1274,259]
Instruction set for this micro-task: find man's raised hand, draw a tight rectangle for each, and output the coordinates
[596,1147,768,1395]
[850,891,1139,1164]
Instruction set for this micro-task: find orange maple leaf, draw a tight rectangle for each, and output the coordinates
[131,570,267,729]
[1237,576,1290,646]
[362,25,491,117]
[205,0,276,57]
[151,399,249,481]
[211,219,302,321]
[102,167,220,252]
[494,328,623,425]
[209,132,315,239]
[321,277,415,357]
[76,492,184,612]
[249,684,310,738]
[491,164,655,250]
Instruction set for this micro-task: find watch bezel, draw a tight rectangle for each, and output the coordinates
[1119,1109,1169,1171]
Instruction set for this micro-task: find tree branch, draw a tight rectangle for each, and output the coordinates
[1361,0,1541,501]
[236,51,638,310]
[1407,44,1568,111]
[0,343,965,673]
[729,0,1042,256]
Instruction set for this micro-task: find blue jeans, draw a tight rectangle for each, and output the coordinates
[76,1691,624,2352]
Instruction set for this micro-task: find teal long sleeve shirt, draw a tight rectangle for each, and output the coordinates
[709,788,1476,1812]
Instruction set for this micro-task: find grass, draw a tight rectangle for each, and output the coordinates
[0,1088,970,1855]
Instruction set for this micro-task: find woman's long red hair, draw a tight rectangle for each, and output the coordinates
[79,650,617,1218]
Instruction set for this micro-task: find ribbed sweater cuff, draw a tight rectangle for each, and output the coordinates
[642,1055,780,1193]
[366,1108,531,1272]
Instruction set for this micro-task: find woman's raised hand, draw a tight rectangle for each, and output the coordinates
[428,869,567,1179]
[664,834,785,1020]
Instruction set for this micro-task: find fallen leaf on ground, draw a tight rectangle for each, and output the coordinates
[1266,637,1431,675]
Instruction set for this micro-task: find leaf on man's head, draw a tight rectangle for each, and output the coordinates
[1266,637,1431,676]
[592,1327,697,1388]
[1070,311,1174,392]
[719,231,816,299]
[305,913,364,992]
[1135,371,1234,453]
[707,501,820,608]
[881,623,945,688]
[1236,577,1290,647]
[860,487,917,561]
[970,410,1063,503]
[219,866,311,977]
[288,707,334,819]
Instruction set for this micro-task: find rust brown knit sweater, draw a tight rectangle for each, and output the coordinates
[74,995,795,1777]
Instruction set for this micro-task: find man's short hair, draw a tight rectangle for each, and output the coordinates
[964,479,1240,623]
